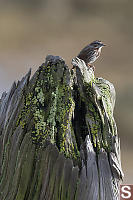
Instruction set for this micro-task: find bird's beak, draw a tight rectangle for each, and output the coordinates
[102,43,106,46]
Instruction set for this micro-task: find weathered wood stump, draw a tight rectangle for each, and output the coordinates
[0,55,123,200]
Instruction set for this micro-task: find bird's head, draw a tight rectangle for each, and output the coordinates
[90,40,106,49]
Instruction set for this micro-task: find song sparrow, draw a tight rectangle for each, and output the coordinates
[77,40,106,69]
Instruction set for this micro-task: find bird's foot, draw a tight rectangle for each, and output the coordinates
[72,57,86,69]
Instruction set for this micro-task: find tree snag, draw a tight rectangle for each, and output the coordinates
[0,55,123,200]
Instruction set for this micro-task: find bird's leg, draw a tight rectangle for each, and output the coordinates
[91,65,95,71]
[87,64,95,71]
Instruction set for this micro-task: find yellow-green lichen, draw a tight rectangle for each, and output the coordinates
[83,75,116,152]
[55,81,79,160]
[16,63,79,161]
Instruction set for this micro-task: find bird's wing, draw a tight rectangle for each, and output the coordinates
[78,46,97,63]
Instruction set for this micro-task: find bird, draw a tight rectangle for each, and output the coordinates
[77,40,106,70]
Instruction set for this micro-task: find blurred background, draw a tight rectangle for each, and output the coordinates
[0,0,132,183]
